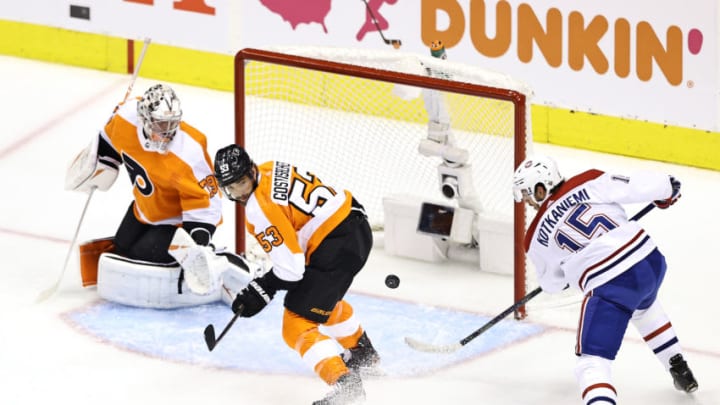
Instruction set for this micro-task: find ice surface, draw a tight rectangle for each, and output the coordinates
[0,55,717,405]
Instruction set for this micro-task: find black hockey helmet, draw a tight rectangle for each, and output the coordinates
[214,144,255,187]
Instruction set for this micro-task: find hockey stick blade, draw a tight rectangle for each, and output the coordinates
[360,0,402,48]
[203,324,218,351]
[403,203,656,354]
[35,281,60,304]
[203,305,243,352]
[404,337,462,354]
[404,287,543,354]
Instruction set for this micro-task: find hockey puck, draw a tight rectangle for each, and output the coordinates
[385,274,400,289]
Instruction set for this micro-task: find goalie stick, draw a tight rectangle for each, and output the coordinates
[204,304,243,351]
[35,38,152,303]
[360,0,402,48]
[404,203,656,354]
[35,187,97,302]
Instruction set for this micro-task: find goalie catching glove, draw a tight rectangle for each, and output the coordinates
[232,270,298,317]
[653,176,681,209]
[65,134,119,193]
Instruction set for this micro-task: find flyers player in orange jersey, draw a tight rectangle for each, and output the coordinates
[214,144,380,405]
[64,84,257,309]
[98,83,222,261]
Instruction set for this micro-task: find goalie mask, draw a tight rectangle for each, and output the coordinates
[512,155,564,207]
[137,84,182,154]
[214,144,257,204]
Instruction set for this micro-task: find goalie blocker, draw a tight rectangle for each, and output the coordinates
[78,234,259,309]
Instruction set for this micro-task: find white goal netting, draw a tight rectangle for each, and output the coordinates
[236,46,544,315]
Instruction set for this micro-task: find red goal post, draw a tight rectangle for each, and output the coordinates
[234,47,534,317]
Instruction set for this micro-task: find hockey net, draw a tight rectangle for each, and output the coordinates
[234,46,535,316]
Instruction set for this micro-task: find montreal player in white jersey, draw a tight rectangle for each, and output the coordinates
[512,155,698,404]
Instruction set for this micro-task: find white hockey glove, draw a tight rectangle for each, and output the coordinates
[217,251,261,306]
[168,228,226,295]
[244,242,273,277]
[65,135,119,192]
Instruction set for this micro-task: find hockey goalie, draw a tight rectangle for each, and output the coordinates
[65,83,263,308]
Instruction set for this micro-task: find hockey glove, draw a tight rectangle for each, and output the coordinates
[654,176,681,209]
[232,279,275,317]
[231,269,300,317]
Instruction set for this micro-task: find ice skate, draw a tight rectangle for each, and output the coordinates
[342,332,383,377]
[669,354,698,393]
[312,371,365,405]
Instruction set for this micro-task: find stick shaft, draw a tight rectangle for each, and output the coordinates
[629,203,655,221]
[361,0,388,43]
[122,38,151,103]
[360,0,401,45]
[35,188,96,302]
[460,286,541,346]
[62,187,96,269]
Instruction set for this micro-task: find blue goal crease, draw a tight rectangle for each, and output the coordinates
[64,292,545,377]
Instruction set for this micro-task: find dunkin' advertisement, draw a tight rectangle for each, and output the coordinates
[241,0,719,131]
[1,0,718,131]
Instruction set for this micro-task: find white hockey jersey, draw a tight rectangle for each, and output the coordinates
[525,169,673,294]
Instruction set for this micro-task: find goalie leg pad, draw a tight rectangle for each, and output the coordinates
[79,237,115,287]
[97,253,220,308]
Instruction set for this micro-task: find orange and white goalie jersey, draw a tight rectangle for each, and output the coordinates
[245,161,353,282]
[97,99,222,227]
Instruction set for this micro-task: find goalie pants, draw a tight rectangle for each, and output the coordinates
[113,202,176,264]
[284,200,373,324]
[576,248,667,359]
